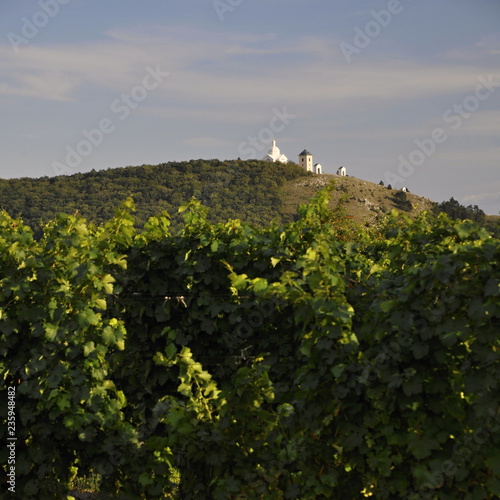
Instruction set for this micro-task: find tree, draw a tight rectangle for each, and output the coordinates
[434,197,485,224]
[392,190,412,212]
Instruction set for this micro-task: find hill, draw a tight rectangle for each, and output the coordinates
[280,174,436,226]
[0,160,307,233]
[0,159,495,234]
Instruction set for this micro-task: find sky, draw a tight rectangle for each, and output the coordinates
[1,0,499,214]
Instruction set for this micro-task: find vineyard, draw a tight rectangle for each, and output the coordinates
[1,185,500,499]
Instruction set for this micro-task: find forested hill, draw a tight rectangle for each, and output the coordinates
[0,159,498,236]
[0,160,309,232]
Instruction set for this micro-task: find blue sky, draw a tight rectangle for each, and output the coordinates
[1,0,499,214]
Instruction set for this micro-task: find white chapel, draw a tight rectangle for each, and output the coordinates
[262,140,289,164]
[261,140,330,176]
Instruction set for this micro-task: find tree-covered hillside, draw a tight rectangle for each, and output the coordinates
[0,160,308,234]
[1,159,498,238]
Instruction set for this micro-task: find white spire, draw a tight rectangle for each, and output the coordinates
[262,139,288,163]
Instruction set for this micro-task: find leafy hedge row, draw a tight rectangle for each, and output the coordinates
[1,186,500,499]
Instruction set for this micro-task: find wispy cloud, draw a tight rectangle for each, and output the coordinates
[451,110,500,136]
[442,33,500,61]
[0,70,77,101]
[1,26,496,106]
[476,34,500,54]
[462,190,500,209]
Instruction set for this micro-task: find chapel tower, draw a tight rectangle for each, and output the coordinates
[298,150,313,172]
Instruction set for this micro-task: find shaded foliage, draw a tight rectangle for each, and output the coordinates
[485,218,500,239]
[433,197,486,224]
[1,189,500,499]
[391,190,413,212]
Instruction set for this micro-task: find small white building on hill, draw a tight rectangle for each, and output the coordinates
[298,149,322,174]
[262,140,289,164]
[298,149,313,172]
[260,140,331,176]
